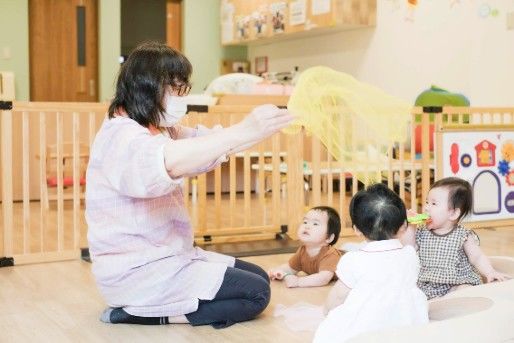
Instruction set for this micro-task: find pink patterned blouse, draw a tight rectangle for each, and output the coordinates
[86,116,234,317]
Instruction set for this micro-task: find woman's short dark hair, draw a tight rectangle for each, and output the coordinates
[349,183,406,241]
[108,41,192,128]
[431,177,472,223]
[311,206,341,245]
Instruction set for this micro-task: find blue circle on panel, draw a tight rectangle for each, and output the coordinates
[505,192,514,213]
[461,153,472,167]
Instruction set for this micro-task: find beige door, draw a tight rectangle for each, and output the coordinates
[29,0,98,102]
[166,0,182,51]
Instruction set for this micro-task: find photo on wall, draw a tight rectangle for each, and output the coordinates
[251,6,268,37]
[270,2,286,33]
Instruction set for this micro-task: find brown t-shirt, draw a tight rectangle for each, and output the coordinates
[288,245,341,279]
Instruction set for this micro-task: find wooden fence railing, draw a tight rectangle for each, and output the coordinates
[1,102,512,265]
[1,101,107,264]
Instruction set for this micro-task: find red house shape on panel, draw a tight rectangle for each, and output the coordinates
[475,140,496,167]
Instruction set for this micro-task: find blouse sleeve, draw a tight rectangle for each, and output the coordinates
[192,124,228,174]
[336,252,357,289]
[99,123,178,198]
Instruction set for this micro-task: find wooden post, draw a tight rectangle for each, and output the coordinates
[56,112,64,251]
[287,132,303,239]
[327,151,333,206]
[435,111,443,181]
[22,111,31,253]
[421,110,431,205]
[229,114,237,228]
[214,114,222,230]
[311,137,321,206]
[271,132,281,231]
[39,112,48,252]
[410,111,417,210]
[244,148,250,228]
[1,109,13,257]
[398,140,405,201]
[72,112,80,249]
[257,140,265,207]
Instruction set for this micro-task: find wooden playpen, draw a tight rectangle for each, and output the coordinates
[1,100,513,265]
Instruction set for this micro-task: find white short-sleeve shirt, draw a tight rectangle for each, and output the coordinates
[314,239,428,343]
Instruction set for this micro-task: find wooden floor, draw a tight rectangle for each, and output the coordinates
[1,227,514,342]
[0,254,326,343]
[1,196,514,342]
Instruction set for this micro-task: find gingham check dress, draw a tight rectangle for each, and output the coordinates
[416,225,482,299]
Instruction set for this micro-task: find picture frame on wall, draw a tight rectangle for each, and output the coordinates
[255,56,268,75]
[232,61,250,73]
[220,60,251,75]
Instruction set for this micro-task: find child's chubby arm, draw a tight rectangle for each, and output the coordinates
[464,236,511,282]
[401,209,425,250]
[400,224,417,250]
[324,280,351,315]
[268,263,297,281]
[283,271,334,288]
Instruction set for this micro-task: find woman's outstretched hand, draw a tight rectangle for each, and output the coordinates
[238,104,295,142]
[164,104,294,178]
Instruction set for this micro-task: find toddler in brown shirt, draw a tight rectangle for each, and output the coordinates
[268,206,342,288]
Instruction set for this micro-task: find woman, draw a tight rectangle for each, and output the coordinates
[86,42,294,328]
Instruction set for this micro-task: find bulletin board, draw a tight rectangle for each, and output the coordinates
[437,127,514,225]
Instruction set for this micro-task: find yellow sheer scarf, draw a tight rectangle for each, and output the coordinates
[284,66,412,182]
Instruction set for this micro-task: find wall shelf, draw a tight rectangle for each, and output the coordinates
[221,0,376,46]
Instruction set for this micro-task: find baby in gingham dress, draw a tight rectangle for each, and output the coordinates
[416,225,482,298]
[402,177,510,299]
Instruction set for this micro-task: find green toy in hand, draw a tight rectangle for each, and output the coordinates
[407,213,431,225]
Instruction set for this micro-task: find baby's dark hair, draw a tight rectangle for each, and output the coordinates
[349,183,406,241]
[311,206,341,245]
[431,177,472,223]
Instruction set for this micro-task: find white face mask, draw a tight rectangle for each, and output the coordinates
[160,94,188,127]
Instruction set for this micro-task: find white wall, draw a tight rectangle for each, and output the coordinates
[183,0,246,93]
[248,1,514,106]
[99,0,121,102]
[0,0,29,100]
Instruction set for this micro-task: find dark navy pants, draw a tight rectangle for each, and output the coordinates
[185,259,271,328]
